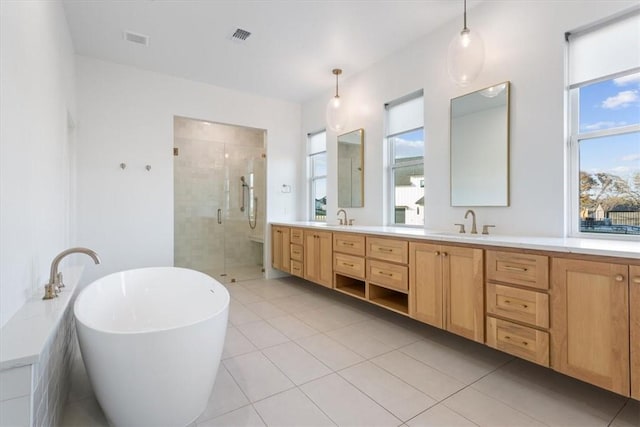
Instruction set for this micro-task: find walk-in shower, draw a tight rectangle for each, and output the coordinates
[173,116,266,283]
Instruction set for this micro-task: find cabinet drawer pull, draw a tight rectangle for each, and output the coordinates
[504,265,528,272]
[633,277,640,284]
[377,270,393,277]
[615,274,624,282]
[442,252,448,257]
[379,247,393,252]
[343,242,354,246]
[342,262,355,267]
[503,299,529,309]
[503,335,528,346]
[434,251,440,256]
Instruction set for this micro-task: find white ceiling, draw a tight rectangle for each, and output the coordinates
[62,0,479,103]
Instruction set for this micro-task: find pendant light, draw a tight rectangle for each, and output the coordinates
[326,68,348,132]
[447,0,485,87]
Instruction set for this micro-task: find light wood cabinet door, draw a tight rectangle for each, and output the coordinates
[271,226,290,272]
[409,242,443,328]
[304,230,333,288]
[551,258,629,396]
[444,245,484,343]
[631,265,640,400]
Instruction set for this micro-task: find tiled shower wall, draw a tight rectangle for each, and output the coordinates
[174,117,265,281]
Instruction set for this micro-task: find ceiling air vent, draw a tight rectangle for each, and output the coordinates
[230,28,251,42]
[123,31,149,46]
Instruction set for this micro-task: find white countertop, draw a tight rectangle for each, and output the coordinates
[272,222,640,260]
[0,266,83,370]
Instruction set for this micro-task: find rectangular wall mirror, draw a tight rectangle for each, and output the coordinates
[338,128,364,207]
[450,81,510,206]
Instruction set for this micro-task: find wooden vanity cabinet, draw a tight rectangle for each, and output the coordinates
[290,228,304,278]
[409,242,484,343]
[333,233,366,299]
[271,226,290,273]
[631,265,640,400]
[304,230,333,288]
[551,258,630,396]
[366,237,410,315]
[485,250,550,366]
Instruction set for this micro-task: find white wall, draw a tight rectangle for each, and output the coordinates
[75,57,301,284]
[0,1,77,327]
[301,1,636,236]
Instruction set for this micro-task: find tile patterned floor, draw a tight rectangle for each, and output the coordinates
[61,276,639,427]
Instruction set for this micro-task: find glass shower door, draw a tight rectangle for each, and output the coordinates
[174,137,226,279]
[174,116,265,284]
[223,143,265,282]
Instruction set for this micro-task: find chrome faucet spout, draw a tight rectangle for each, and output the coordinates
[464,209,478,234]
[44,247,101,300]
[336,209,348,226]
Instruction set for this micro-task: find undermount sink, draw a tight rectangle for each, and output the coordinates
[432,231,485,237]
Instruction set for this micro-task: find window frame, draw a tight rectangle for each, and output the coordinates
[567,66,640,238]
[385,91,425,227]
[308,130,327,222]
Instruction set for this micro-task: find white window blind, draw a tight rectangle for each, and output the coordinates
[568,12,640,87]
[387,95,424,136]
[309,131,326,155]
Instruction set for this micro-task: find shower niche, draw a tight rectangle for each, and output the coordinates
[173,116,266,283]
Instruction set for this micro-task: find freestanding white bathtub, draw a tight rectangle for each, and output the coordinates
[74,267,229,427]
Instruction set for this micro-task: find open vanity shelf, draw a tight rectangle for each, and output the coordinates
[334,273,366,299]
[368,283,409,315]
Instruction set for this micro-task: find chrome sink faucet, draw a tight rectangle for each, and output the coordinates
[464,209,478,234]
[43,247,101,300]
[337,209,348,226]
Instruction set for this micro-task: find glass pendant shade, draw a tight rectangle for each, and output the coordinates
[480,82,506,98]
[447,27,485,87]
[326,95,348,133]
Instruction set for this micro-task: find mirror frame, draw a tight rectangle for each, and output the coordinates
[337,128,364,208]
[450,81,511,207]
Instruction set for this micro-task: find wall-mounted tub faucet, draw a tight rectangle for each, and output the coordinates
[43,247,101,300]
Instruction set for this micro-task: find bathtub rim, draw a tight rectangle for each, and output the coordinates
[74,266,230,336]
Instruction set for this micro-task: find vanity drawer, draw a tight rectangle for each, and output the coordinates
[367,260,408,292]
[487,317,549,367]
[290,244,303,262]
[290,260,304,278]
[486,250,549,290]
[487,282,549,328]
[334,233,365,256]
[334,253,365,279]
[367,237,408,264]
[290,228,304,245]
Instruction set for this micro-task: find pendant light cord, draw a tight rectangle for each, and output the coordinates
[463,0,468,31]
[332,68,342,98]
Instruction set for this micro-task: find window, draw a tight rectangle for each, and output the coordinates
[308,130,327,221]
[386,92,425,225]
[567,12,640,236]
